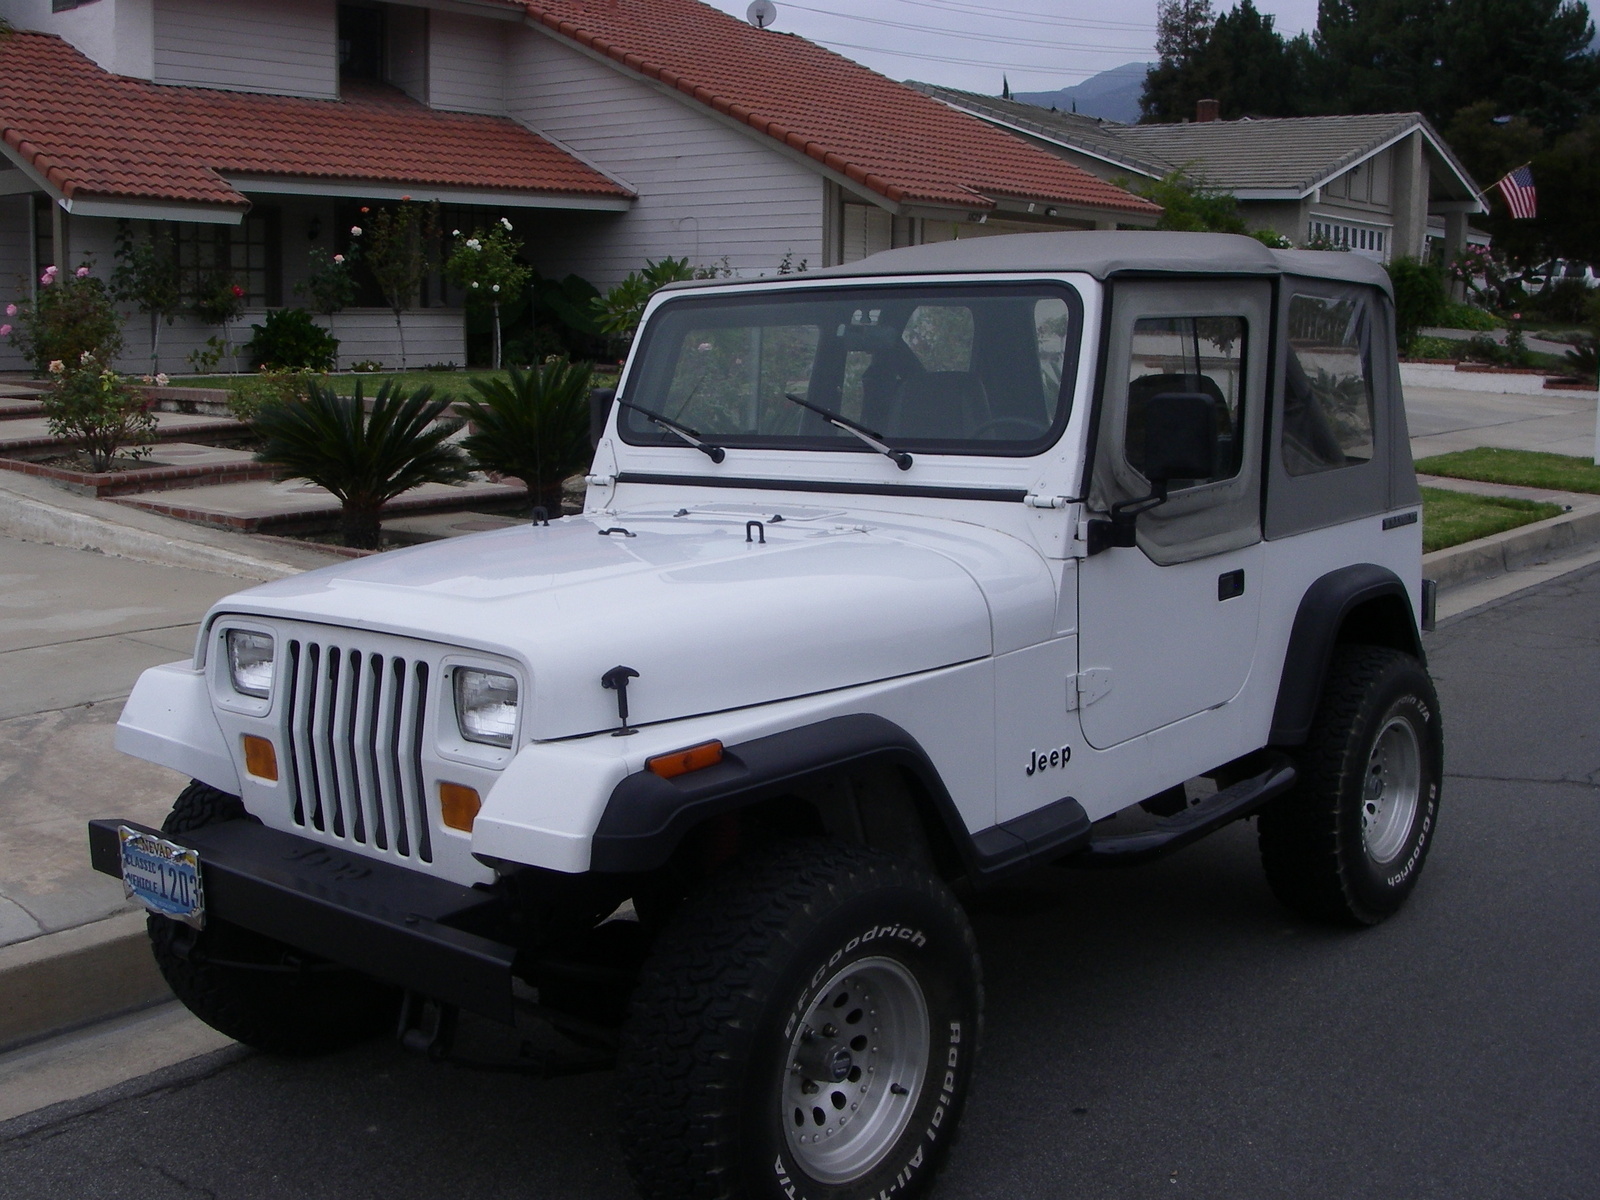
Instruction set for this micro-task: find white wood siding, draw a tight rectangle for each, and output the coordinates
[110,309,465,375]
[153,0,336,99]
[429,12,506,115]
[0,197,31,372]
[506,27,823,287]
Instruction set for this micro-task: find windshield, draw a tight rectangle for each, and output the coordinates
[619,283,1082,457]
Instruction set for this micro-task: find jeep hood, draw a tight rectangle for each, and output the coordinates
[212,507,1029,739]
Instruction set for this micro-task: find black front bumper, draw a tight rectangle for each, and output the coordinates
[89,817,517,1023]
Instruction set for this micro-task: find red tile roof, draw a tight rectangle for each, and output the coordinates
[0,32,632,211]
[517,0,1160,216]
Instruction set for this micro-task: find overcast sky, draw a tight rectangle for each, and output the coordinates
[704,0,1323,93]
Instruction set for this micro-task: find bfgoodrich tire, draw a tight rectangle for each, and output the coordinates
[148,780,401,1055]
[1260,646,1444,926]
[617,839,982,1200]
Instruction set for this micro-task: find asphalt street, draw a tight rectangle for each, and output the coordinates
[1,562,1596,1199]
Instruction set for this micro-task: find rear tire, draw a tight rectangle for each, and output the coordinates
[148,780,401,1055]
[1260,646,1443,925]
[617,839,982,1200]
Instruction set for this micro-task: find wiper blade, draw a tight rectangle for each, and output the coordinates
[783,393,912,471]
[616,399,726,464]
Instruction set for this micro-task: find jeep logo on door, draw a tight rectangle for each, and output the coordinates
[1026,746,1071,776]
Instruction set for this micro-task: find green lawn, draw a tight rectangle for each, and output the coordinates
[176,366,621,404]
[1420,486,1563,552]
[1415,448,1600,496]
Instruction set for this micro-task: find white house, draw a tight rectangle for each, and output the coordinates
[0,0,1159,374]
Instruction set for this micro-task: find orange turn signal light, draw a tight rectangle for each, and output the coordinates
[647,740,725,779]
[241,735,278,782]
[439,783,482,832]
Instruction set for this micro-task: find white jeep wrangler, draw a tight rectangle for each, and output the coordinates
[93,232,1442,1200]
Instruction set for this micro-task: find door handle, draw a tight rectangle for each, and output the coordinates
[1217,569,1245,601]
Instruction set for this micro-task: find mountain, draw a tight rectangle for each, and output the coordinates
[1014,61,1153,125]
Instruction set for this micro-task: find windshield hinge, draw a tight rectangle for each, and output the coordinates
[585,473,616,488]
[1025,493,1069,509]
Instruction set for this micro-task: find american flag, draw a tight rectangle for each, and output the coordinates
[1495,165,1537,220]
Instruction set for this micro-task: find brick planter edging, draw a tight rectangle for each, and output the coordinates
[0,454,278,497]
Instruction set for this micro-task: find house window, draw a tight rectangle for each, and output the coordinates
[173,211,281,307]
[340,4,387,82]
[1309,219,1387,260]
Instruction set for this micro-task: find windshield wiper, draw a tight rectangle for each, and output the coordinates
[783,393,912,471]
[616,399,726,464]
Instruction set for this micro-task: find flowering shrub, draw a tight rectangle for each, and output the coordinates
[295,246,359,327]
[353,200,440,368]
[445,219,532,369]
[3,263,124,375]
[42,353,157,471]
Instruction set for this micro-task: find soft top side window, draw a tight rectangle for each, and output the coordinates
[1282,293,1376,476]
[1124,315,1246,488]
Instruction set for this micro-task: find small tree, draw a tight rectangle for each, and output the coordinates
[41,353,158,472]
[4,262,123,376]
[353,200,440,369]
[445,219,532,369]
[251,381,470,549]
[457,357,594,512]
[295,246,359,360]
[192,273,247,372]
[111,223,182,376]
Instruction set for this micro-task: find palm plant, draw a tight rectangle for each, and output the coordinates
[253,381,470,549]
[457,358,594,513]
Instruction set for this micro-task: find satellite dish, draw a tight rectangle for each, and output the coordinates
[747,0,777,29]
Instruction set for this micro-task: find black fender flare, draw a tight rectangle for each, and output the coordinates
[1270,563,1423,746]
[589,713,1088,880]
[590,714,975,874]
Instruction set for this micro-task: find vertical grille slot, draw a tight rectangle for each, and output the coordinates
[283,634,433,864]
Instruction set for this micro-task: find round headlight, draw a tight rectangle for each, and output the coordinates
[454,668,518,747]
[226,630,275,699]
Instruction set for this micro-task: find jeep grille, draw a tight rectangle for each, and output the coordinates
[283,638,432,864]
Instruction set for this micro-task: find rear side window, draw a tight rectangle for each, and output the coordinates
[1282,294,1376,475]
[1124,315,1246,486]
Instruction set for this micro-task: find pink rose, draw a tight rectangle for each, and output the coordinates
[333,254,345,264]
[5,304,16,316]
[0,325,11,337]
[231,285,244,297]
[39,272,53,286]
[75,266,90,278]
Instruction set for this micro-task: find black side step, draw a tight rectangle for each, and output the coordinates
[1069,753,1298,868]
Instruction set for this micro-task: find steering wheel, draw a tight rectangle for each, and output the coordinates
[971,416,1047,439]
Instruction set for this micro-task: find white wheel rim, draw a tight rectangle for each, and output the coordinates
[782,956,930,1184]
[1362,713,1422,864]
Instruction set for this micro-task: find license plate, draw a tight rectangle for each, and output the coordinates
[118,826,205,929]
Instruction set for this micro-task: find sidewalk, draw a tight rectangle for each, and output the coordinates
[0,370,1598,1058]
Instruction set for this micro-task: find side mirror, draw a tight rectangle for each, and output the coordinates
[1142,391,1220,486]
[589,387,617,450]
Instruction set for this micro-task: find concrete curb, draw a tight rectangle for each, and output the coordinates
[0,912,169,1053]
[1425,501,1600,590]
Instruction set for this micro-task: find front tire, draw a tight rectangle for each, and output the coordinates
[1260,646,1443,925]
[617,839,982,1200]
[148,781,401,1055]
